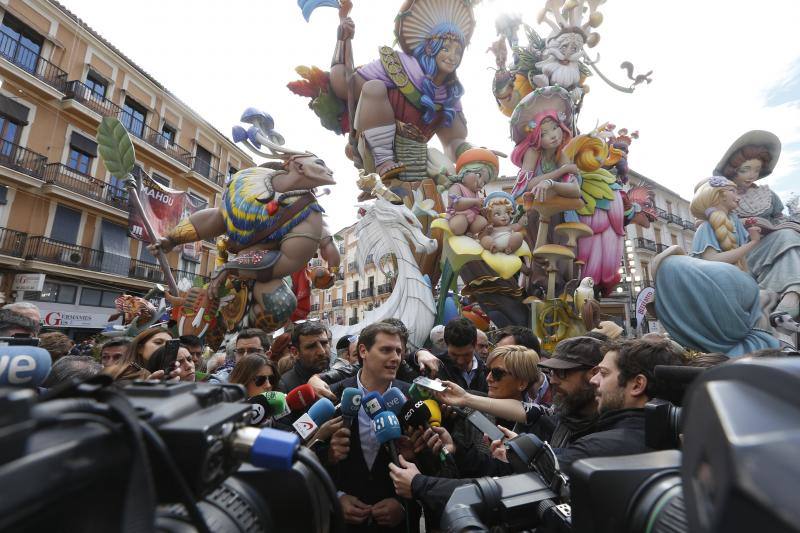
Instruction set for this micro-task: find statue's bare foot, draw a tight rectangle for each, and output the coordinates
[376,160,405,179]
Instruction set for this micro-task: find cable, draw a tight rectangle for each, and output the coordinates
[138,422,212,533]
[296,446,346,533]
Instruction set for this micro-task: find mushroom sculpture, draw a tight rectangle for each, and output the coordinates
[554,222,593,279]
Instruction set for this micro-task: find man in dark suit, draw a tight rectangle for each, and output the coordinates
[277,321,332,393]
[327,322,418,532]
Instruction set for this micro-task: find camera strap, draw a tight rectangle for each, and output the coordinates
[99,389,157,533]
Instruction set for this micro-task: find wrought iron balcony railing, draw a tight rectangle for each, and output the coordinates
[0,33,67,92]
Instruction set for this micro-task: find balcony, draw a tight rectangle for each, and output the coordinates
[189,156,225,186]
[0,33,67,94]
[365,254,374,266]
[634,237,657,253]
[43,163,129,212]
[332,298,343,307]
[654,207,668,221]
[655,243,669,253]
[338,245,345,255]
[24,236,209,286]
[346,291,359,302]
[63,80,122,119]
[0,140,47,179]
[682,219,696,232]
[119,110,193,168]
[0,226,27,257]
[361,287,374,298]
[377,282,393,295]
[666,213,682,226]
[310,304,320,312]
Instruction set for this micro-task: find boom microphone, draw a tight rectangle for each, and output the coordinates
[0,346,52,387]
[286,384,316,412]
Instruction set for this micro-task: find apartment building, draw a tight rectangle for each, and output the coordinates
[308,223,395,327]
[0,0,253,338]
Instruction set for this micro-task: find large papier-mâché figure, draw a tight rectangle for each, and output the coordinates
[150,124,341,333]
[290,0,477,181]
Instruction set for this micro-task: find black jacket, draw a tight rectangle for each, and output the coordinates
[277,360,318,393]
[556,408,650,469]
[435,353,488,394]
[328,376,419,533]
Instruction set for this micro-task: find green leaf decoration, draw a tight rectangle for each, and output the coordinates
[97,116,136,179]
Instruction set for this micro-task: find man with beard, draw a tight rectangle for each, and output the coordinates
[534,30,585,100]
[277,321,332,392]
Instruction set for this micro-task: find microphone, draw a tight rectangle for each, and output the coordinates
[293,397,336,440]
[362,391,386,418]
[399,399,448,460]
[422,399,443,427]
[382,387,407,416]
[247,391,289,425]
[286,384,316,412]
[0,346,52,387]
[408,383,432,402]
[339,387,362,427]
[373,411,403,465]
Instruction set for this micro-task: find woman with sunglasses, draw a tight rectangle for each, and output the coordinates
[229,354,279,398]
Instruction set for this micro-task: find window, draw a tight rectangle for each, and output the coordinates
[654,228,662,245]
[227,166,238,184]
[85,71,107,99]
[24,281,77,304]
[50,204,81,244]
[67,148,91,174]
[666,200,673,215]
[187,192,208,209]
[193,145,213,177]
[0,185,7,205]
[671,233,678,245]
[79,287,122,308]
[121,98,147,138]
[161,124,176,145]
[0,14,43,74]
[150,173,170,187]
[0,115,21,156]
[641,261,651,284]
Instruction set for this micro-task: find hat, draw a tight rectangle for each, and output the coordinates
[455,147,500,175]
[484,190,515,208]
[395,0,476,56]
[510,86,574,144]
[713,130,781,179]
[335,334,357,352]
[538,336,604,370]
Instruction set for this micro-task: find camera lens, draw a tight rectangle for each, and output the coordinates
[628,473,688,533]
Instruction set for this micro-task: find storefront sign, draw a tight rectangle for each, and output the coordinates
[42,310,111,329]
[12,273,46,292]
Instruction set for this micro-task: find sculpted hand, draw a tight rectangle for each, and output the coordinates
[338,16,355,40]
[561,163,579,176]
[339,494,371,524]
[147,236,175,255]
[389,455,420,500]
[747,225,762,244]
[531,180,553,203]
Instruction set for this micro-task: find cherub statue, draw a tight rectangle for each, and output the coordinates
[480,192,525,254]
[445,148,499,237]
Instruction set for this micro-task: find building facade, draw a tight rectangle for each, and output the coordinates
[0,0,253,338]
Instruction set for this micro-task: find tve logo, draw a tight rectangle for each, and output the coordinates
[0,347,52,386]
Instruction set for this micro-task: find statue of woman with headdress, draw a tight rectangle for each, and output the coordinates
[713,131,800,321]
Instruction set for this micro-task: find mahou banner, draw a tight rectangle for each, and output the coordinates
[128,176,203,259]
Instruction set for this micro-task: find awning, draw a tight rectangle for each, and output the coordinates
[0,94,30,125]
[69,131,98,157]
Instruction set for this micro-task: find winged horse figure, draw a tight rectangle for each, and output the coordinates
[330,198,437,350]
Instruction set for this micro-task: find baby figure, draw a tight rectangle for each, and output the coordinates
[446,148,500,237]
[480,192,524,254]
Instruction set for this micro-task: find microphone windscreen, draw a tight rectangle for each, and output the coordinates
[308,398,336,426]
[423,399,442,427]
[399,399,431,429]
[362,391,386,419]
[382,387,407,416]
[286,384,316,412]
[0,346,52,387]
[374,411,402,445]
[340,387,362,419]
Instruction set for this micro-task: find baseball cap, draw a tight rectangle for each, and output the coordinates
[538,336,604,370]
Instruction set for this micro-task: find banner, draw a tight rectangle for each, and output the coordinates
[127,175,203,259]
[635,286,656,328]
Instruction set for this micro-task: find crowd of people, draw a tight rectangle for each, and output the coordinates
[0,299,791,532]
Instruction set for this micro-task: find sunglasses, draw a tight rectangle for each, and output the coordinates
[486,367,509,381]
[253,374,276,387]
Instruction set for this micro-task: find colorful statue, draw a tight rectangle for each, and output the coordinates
[489,0,652,115]
[445,148,498,237]
[480,192,525,255]
[563,131,626,295]
[290,0,478,181]
[714,131,800,321]
[150,114,341,333]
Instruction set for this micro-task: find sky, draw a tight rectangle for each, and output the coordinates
[60,0,800,232]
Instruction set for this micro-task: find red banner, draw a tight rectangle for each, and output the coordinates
[127,176,203,260]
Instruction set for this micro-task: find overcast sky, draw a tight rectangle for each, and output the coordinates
[61,0,800,231]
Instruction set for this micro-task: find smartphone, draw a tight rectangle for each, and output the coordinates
[466,410,505,442]
[161,339,181,377]
[413,376,446,392]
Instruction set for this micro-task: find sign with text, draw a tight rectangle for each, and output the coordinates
[12,273,45,292]
[635,287,656,328]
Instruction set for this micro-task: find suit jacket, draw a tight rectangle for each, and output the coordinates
[329,376,419,533]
